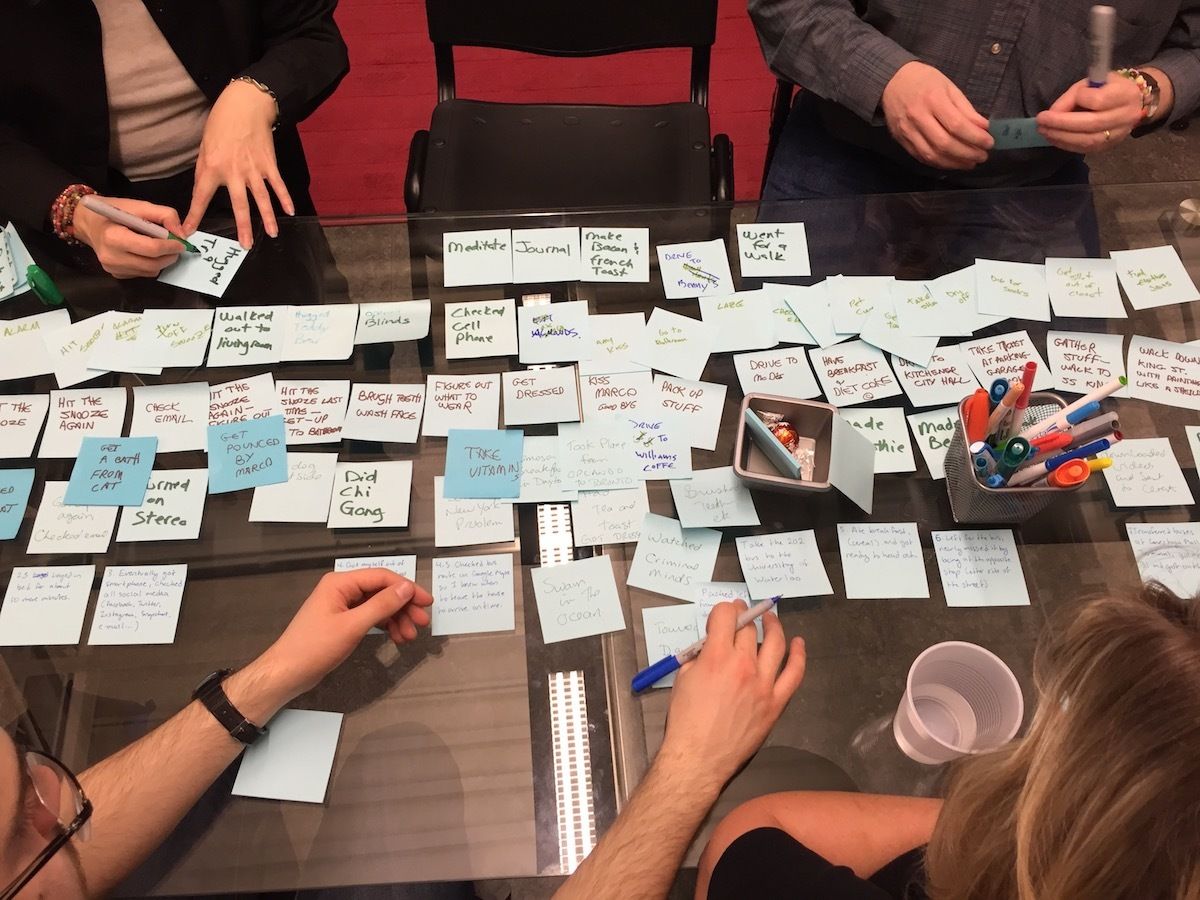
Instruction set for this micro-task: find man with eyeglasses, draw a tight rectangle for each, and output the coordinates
[0,568,431,899]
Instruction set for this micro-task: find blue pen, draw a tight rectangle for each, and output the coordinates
[1044,438,1112,472]
[988,378,1009,408]
[1087,6,1115,88]
[985,473,1007,489]
[1066,401,1100,425]
[632,596,781,693]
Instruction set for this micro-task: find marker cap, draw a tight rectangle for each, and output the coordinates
[1048,458,1090,488]
[26,265,64,306]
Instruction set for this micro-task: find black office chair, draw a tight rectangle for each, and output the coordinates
[405,0,734,213]
[761,79,797,198]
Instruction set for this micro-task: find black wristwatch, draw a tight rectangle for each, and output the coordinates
[192,669,268,746]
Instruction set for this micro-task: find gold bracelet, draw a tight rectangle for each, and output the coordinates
[231,75,280,131]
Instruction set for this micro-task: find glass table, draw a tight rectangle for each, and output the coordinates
[1,182,1198,895]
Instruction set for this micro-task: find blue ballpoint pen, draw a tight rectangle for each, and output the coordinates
[632,596,782,693]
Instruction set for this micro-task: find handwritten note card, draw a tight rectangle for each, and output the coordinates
[514,434,578,503]
[1101,438,1193,507]
[1046,258,1126,318]
[654,375,727,451]
[444,429,523,499]
[837,523,928,599]
[1046,332,1127,397]
[0,469,34,540]
[571,484,649,546]
[65,436,157,507]
[577,312,650,375]
[841,408,915,474]
[517,300,592,363]
[0,566,94,646]
[0,222,34,301]
[334,555,416,579]
[129,383,208,453]
[890,280,941,336]
[1188,425,1200,473]
[1126,522,1200,598]
[327,461,413,528]
[43,315,111,388]
[975,259,1050,322]
[116,469,207,542]
[932,529,1030,607]
[1126,335,1200,411]
[442,228,512,287]
[0,394,49,458]
[158,231,246,296]
[206,415,287,494]
[276,380,349,445]
[893,346,980,408]
[423,375,500,436]
[342,383,425,443]
[209,374,278,426]
[735,530,832,600]
[232,709,343,804]
[784,281,855,348]
[503,367,580,425]
[692,581,776,641]
[809,340,902,407]
[0,308,70,382]
[557,415,640,491]
[1110,245,1200,310]
[132,308,215,368]
[635,307,714,381]
[581,228,649,282]
[859,302,939,368]
[88,564,186,645]
[354,299,432,344]
[249,452,338,523]
[699,291,777,353]
[40,388,127,459]
[656,239,734,299]
[960,331,1050,387]
[512,227,581,283]
[206,306,284,367]
[432,554,515,636]
[629,413,692,480]
[641,605,700,687]
[281,305,357,362]
[27,481,117,554]
[87,312,162,375]
[906,407,957,480]
[445,299,518,359]
[829,275,895,334]
[581,371,651,420]
[759,283,818,345]
[533,554,625,643]
[433,475,515,547]
[628,513,721,601]
[669,465,759,528]
[736,223,810,278]
[926,266,1002,335]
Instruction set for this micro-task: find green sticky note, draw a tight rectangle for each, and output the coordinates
[988,118,1051,150]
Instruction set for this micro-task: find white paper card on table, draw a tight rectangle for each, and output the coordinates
[88,564,186,645]
[158,231,246,296]
[732,347,821,400]
[0,566,94,646]
[334,555,416,578]
[841,408,915,474]
[517,300,592,364]
[206,306,284,367]
[511,227,581,283]
[692,581,777,641]
[932,529,1030,607]
[890,280,942,336]
[736,223,810,278]
[276,380,349,445]
[827,415,877,513]
[281,305,357,361]
[442,229,512,287]
[927,265,1004,334]
[354,299,432,344]
[809,340,902,407]
[232,709,342,804]
[423,375,500,436]
[533,554,625,643]
[515,435,578,504]
[0,223,34,300]
[342,383,425,443]
[906,406,957,480]
[656,239,734,299]
[1188,425,1200,473]
[249,453,338,523]
[327,461,414,528]
[86,312,163,375]
[0,309,71,381]
[699,291,777,353]
[669,466,759,528]
[629,412,692,480]
[580,227,650,282]
[132,308,215,368]
[1046,332,1128,397]
[653,375,727,451]
[1045,258,1126,318]
[577,312,650,376]
[838,523,929,599]
[116,469,207,542]
[40,388,127,458]
[433,475,514,547]
[43,315,111,388]
[635,307,714,381]
[502,367,580,425]
[557,415,640,491]
[130,383,209,452]
[784,281,853,348]
[580,371,652,420]
[758,283,818,345]
[1126,335,1200,411]
[0,395,50,459]
[444,298,518,359]
[893,345,980,408]
[735,530,832,600]
[640,605,700,687]
[1101,438,1193,507]
[209,374,278,426]
[1126,522,1200,598]
[858,301,939,368]
[27,481,117,554]
[432,554,515,636]
[627,513,722,601]
[975,259,1050,322]
[1110,245,1200,310]
[829,275,895,334]
[571,484,649,546]
[960,330,1051,387]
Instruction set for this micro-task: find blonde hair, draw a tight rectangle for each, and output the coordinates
[924,583,1200,900]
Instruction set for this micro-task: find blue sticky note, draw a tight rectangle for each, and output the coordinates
[64,437,157,507]
[443,428,524,499]
[0,469,35,539]
[988,118,1050,150]
[207,416,288,495]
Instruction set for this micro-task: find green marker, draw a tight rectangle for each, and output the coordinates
[26,265,64,306]
[996,437,1032,479]
[79,194,200,254]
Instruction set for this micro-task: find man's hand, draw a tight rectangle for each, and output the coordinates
[72,196,184,279]
[183,79,295,249]
[881,61,994,170]
[659,601,806,782]
[1036,74,1149,153]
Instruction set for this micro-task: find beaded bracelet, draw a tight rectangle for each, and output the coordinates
[1116,68,1156,120]
[50,183,97,245]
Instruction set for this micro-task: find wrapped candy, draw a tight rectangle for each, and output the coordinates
[756,411,816,480]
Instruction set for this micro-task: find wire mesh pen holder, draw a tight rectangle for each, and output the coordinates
[945,391,1085,524]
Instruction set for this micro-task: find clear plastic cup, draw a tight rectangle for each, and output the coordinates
[893,641,1024,765]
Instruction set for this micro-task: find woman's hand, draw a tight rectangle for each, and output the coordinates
[72,196,184,279]
[184,79,295,249]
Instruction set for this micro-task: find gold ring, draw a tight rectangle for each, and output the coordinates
[1104,129,1112,141]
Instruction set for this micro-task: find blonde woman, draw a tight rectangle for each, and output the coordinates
[696,583,1200,899]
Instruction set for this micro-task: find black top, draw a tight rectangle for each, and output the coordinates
[0,0,349,235]
[707,827,928,900]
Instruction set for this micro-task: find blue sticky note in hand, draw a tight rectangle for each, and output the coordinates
[64,437,158,507]
[443,428,524,499]
[0,470,35,539]
[207,415,287,495]
[988,118,1051,150]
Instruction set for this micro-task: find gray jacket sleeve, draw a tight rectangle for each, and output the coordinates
[1142,3,1200,123]
[748,0,918,122]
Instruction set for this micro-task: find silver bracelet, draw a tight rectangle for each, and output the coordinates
[231,76,280,131]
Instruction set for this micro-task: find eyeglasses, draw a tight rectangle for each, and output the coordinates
[0,749,92,900]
